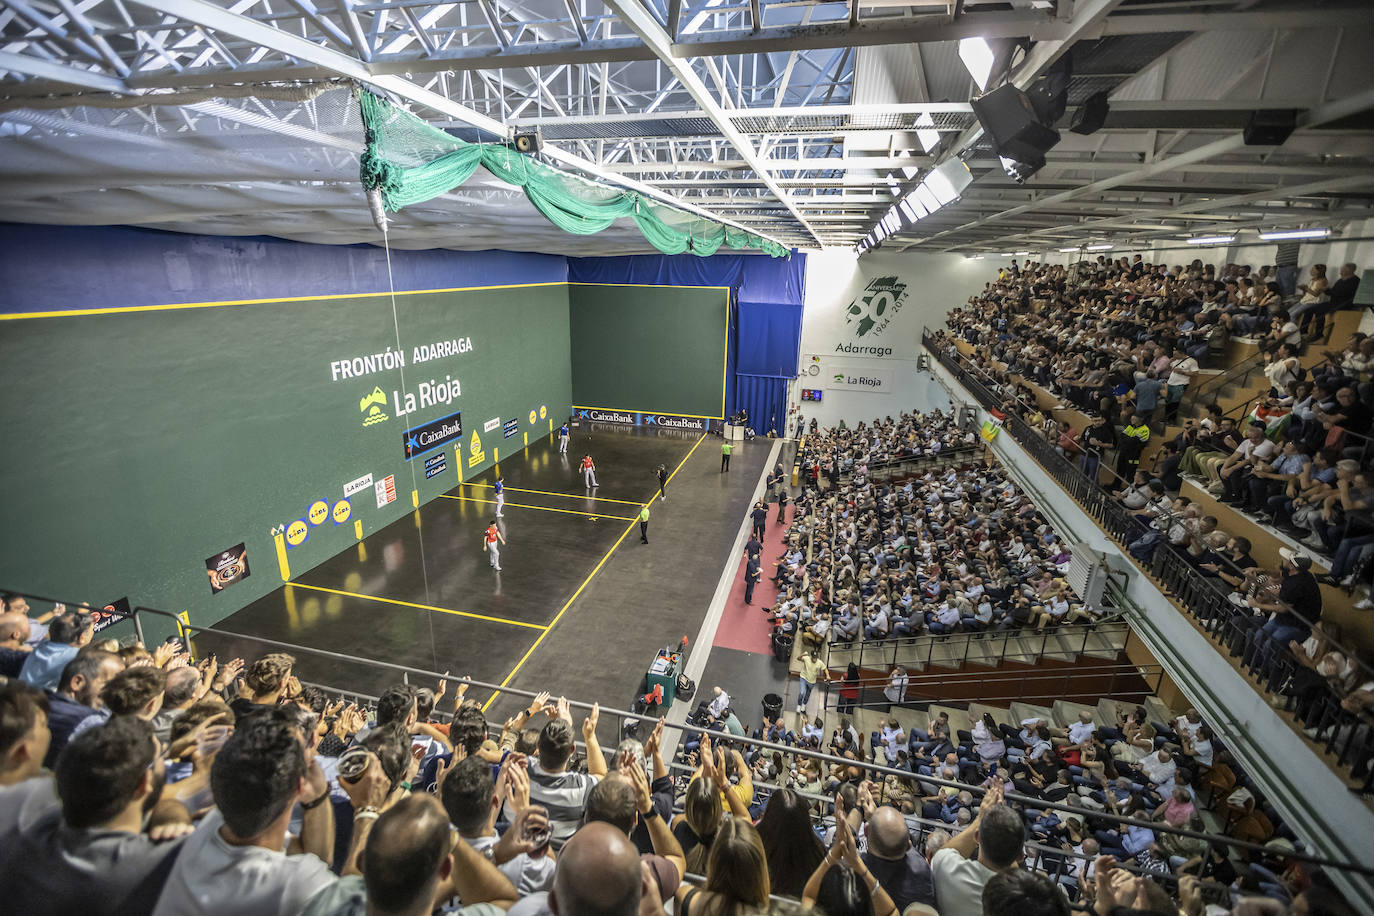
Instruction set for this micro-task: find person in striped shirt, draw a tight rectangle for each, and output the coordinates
[527,698,608,845]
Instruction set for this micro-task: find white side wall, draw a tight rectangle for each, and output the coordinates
[793,250,994,427]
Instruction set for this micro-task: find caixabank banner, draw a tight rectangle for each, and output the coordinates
[573,408,707,432]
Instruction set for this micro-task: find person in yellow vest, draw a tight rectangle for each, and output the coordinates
[721,440,733,473]
[639,505,650,544]
[1116,412,1151,482]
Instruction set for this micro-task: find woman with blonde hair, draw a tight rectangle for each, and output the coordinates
[673,775,724,876]
[676,816,771,916]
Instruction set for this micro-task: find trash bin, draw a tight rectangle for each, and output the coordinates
[762,693,783,721]
[771,631,793,663]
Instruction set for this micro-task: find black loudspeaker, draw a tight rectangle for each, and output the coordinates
[1243,110,1297,146]
[513,132,541,154]
[1070,90,1110,135]
[970,84,1061,164]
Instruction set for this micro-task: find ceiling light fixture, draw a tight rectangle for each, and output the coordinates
[915,112,939,153]
[959,37,996,91]
[1186,235,1235,245]
[1057,247,1079,253]
[1085,244,1113,251]
[1258,227,1330,241]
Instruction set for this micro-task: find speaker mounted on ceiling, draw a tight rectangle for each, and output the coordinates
[513,132,542,154]
[1070,91,1110,135]
[970,83,1061,165]
[1243,110,1298,146]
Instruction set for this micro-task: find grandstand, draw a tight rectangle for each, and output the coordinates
[3,2,1374,915]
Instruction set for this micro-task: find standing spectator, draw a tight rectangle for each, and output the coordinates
[744,557,761,606]
[1303,262,1361,338]
[442,756,556,896]
[43,650,123,768]
[639,506,650,545]
[1116,414,1150,482]
[302,794,519,916]
[527,700,607,845]
[750,501,768,541]
[0,613,33,679]
[1165,346,1199,423]
[19,611,93,690]
[656,464,669,501]
[863,805,936,912]
[0,717,187,916]
[796,648,828,714]
[929,781,1022,916]
[721,441,732,473]
[0,682,50,787]
[151,707,343,916]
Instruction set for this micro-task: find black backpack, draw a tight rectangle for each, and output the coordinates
[676,675,696,702]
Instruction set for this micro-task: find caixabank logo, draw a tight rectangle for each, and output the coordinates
[574,408,706,431]
[844,276,908,339]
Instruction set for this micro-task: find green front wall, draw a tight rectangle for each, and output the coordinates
[0,283,572,629]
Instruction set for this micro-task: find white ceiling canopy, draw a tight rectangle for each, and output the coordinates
[0,0,1371,254]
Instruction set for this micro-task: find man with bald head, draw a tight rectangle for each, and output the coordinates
[862,804,936,912]
[550,822,645,916]
[0,613,33,679]
[509,821,660,916]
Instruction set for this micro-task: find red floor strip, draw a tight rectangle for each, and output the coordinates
[712,505,795,655]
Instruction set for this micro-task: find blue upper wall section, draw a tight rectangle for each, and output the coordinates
[0,224,569,313]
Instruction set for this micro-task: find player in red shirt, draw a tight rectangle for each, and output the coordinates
[580,454,598,489]
[483,520,506,571]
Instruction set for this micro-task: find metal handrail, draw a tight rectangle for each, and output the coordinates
[111,604,1374,877]
[822,619,1129,675]
[5,587,1370,876]
[820,661,1165,709]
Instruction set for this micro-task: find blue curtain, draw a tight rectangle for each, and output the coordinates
[569,252,806,422]
[737,300,801,377]
[735,375,789,436]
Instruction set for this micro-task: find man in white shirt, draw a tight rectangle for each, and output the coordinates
[1064,711,1097,747]
[442,757,556,896]
[152,708,342,916]
[930,781,1023,916]
[1165,346,1199,423]
[1137,748,1177,788]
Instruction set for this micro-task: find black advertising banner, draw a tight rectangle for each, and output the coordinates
[92,596,131,633]
[503,417,519,439]
[402,409,463,461]
[206,543,251,594]
[424,452,448,479]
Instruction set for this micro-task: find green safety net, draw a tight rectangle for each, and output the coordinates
[358,90,788,258]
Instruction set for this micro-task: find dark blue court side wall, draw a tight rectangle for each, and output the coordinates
[0,224,567,312]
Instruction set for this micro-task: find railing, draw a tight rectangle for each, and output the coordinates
[818,660,1165,713]
[1179,348,1266,419]
[822,618,1129,675]
[7,586,1374,904]
[921,330,1374,791]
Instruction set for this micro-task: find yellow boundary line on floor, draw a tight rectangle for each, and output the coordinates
[439,493,637,521]
[288,583,548,631]
[482,432,707,712]
[461,481,644,506]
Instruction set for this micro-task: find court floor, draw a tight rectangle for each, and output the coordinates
[195,424,775,713]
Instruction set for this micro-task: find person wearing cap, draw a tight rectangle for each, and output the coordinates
[1249,548,1322,648]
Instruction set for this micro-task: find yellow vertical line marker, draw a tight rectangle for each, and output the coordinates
[481,432,707,712]
[524,432,528,446]
[495,447,500,464]
[274,533,290,582]
[354,519,363,540]
[412,489,420,508]
[456,446,465,484]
